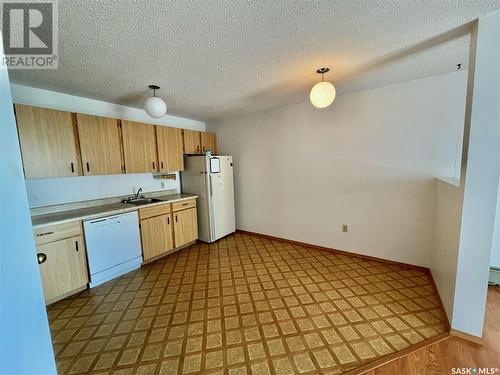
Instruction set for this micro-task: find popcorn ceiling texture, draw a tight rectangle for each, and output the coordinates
[9,0,500,120]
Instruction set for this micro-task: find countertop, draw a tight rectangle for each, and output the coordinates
[31,194,198,229]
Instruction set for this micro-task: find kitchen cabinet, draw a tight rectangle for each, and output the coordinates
[201,132,217,154]
[183,129,202,154]
[156,126,184,172]
[15,104,81,178]
[121,120,158,173]
[34,222,88,304]
[139,204,174,262]
[173,207,198,247]
[140,213,174,261]
[76,113,124,175]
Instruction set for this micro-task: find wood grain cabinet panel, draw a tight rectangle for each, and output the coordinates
[37,235,88,304]
[156,126,184,172]
[140,214,174,261]
[201,132,217,154]
[183,129,202,154]
[15,104,80,178]
[121,120,158,173]
[173,207,198,247]
[76,114,123,175]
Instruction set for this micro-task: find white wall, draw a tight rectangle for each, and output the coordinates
[26,173,180,207]
[10,84,206,207]
[451,12,500,337]
[10,84,205,130]
[209,71,467,267]
[0,38,57,374]
[430,179,464,320]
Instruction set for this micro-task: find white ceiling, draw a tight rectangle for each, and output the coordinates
[8,0,500,121]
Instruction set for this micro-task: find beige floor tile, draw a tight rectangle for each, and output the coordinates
[47,233,447,374]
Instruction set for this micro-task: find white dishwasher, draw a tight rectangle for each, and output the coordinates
[83,211,142,288]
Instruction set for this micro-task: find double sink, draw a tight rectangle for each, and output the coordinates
[121,197,163,206]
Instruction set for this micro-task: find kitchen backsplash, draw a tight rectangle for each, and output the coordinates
[26,172,180,208]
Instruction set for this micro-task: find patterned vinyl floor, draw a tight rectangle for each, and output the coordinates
[48,232,447,375]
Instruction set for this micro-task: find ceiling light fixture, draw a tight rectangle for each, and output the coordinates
[144,85,167,118]
[310,68,336,109]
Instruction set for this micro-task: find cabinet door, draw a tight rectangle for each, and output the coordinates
[140,214,174,261]
[15,104,80,178]
[201,132,217,154]
[76,114,123,175]
[183,129,201,154]
[37,236,88,303]
[173,208,198,247]
[121,120,158,173]
[156,126,184,172]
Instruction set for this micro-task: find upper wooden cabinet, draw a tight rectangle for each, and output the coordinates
[183,129,202,154]
[14,104,204,177]
[201,132,217,154]
[76,114,123,175]
[121,120,158,173]
[156,126,184,172]
[15,104,81,178]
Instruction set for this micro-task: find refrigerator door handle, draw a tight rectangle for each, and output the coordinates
[209,175,213,197]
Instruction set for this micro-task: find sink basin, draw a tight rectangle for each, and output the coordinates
[122,198,163,206]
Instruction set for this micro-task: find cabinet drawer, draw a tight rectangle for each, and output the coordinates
[172,199,196,212]
[139,203,171,220]
[34,221,82,245]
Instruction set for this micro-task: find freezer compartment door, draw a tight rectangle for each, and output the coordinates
[208,156,236,241]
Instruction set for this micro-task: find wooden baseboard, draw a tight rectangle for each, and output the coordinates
[236,229,429,272]
[428,269,451,332]
[450,329,484,345]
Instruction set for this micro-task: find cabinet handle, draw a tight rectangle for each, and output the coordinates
[202,146,205,153]
[167,216,170,224]
[86,162,90,172]
[75,241,79,252]
[152,162,155,170]
[37,253,47,264]
[182,203,188,206]
[36,231,53,237]
[175,215,178,223]
[161,161,164,170]
[70,163,74,173]
[196,145,200,153]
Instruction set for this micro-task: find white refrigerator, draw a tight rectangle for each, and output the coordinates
[181,155,236,243]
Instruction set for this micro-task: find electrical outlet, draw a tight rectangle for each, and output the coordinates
[342,224,348,233]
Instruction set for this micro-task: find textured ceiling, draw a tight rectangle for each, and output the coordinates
[8,0,500,121]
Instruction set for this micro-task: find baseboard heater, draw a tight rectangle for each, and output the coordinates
[489,267,500,286]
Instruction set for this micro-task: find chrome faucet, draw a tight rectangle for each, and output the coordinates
[134,188,143,200]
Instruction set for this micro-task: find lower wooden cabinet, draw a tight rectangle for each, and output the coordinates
[173,207,198,247]
[139,200,198,262]
[36,234,88,304]
[140,213,174,261]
